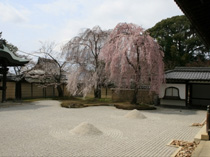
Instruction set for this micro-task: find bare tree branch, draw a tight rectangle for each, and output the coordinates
[62,26,110,98]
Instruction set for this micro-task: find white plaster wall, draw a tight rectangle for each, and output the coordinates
[159,83,186,99]
[160,99,186,107]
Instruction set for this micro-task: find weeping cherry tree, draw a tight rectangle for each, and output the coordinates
[63,26,110,98]
[101,23,164,104]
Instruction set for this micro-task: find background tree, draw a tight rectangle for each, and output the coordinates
[39,42,67,97]
[62,26,110,98]
[101,23,164,104]
[26,42,66,97]
[148,15,208,70]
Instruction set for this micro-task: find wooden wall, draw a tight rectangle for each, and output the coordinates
[0,82,70,101]
[86,88,112,98]
[111,88,156,104]
[0,82,16,101]
[0,82,151,103]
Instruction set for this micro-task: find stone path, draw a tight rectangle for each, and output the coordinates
[0,100,205,156]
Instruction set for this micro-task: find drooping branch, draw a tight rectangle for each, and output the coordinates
[62,26,110,98]
[101,23,165,104]
[125,51,136,72]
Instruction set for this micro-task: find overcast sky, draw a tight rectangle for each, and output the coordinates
[0,0,183,56]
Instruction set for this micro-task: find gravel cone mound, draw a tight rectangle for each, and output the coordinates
[70,122,103,136]
[124,109,146,119]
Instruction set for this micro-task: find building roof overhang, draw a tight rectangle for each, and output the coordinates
[165,67,210,83]
[0,40,29,66]
[174,0,210,49]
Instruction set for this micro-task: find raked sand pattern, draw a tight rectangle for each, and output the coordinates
[124,109,147,119]
[70,122,103,136]
[0,100,206,156]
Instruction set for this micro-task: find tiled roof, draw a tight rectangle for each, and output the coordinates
[165,67,210,81]
[0,39,29,66]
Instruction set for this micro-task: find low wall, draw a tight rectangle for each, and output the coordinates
[0,81,70,101]
[160,99,186,107]
[86,88,112,98]
[112,88,156,104]
[21,83,70,98]
[0,82,16,101]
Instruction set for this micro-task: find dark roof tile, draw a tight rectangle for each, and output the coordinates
[166,67,210,81]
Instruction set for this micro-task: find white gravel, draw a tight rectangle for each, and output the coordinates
[70,122,103,136]
[124,109,146,119]
[0,100,206,157]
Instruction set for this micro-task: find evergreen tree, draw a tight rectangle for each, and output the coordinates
[148,15,208,70]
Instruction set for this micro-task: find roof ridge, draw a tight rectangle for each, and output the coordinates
[174,67,210,72]
[166,67,210,81]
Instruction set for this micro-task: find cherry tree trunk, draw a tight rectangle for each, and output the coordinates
[94,85,101,99]
[131,86,139,104]
[57,85,64,97]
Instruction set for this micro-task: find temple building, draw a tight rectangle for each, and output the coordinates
[0,37,29,102]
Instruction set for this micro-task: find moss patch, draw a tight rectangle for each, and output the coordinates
[114,103,156,110]
[61,102,88,108]
[60,97,155,110]
[60,97,113,108]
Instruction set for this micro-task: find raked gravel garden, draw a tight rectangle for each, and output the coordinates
[0,100,205,156]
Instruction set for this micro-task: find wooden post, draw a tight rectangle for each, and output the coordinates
[15,81,22,100]
[189,84,192,106]
[185,82,189,108]
[2,66,8,102]
[207,105,210,140]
